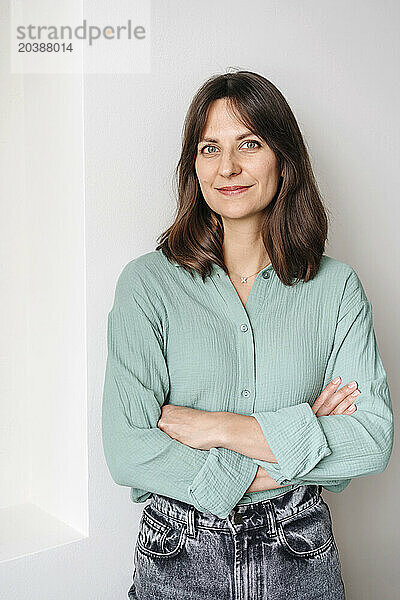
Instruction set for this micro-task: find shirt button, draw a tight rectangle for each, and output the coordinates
[241,389,251,398]
[240,323,248,332]
[262,270,270,279]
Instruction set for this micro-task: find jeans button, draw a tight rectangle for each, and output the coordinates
[233,510,243,524]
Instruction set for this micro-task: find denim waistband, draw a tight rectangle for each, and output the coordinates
[148,485,322,538]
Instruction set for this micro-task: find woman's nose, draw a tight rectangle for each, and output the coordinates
[218,151,241,177]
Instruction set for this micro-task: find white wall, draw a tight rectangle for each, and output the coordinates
[1,0,88,571]
[1,1,398,598]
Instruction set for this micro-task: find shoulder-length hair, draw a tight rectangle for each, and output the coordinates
[156,70,330,286]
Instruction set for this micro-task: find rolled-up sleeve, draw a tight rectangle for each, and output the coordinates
[250,272,394,486]
[101,267,257,518]
[250,403,332,482]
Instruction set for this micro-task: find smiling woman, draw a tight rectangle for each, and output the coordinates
[156,71,329,286]
[102,70,394,600]
[195,103,282,215]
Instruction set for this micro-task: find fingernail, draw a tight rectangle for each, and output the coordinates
[348,381,357,389]
[332,377,340,384]
[351,390,360,397]
[349,404,356,411]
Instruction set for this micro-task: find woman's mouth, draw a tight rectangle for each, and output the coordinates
[216,185,253,196]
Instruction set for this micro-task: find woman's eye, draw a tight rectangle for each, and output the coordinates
[199,140,261,154]
[201,145,217,154]
[242,140,261,150]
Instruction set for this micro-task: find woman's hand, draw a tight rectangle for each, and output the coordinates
[159,378,361,493]
[311,377,360,416]
[157,404,224,450]
[247,377,361,493]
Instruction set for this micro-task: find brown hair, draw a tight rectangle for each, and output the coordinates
[155,70,330,286]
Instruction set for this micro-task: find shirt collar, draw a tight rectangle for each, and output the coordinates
[172,258,274,277]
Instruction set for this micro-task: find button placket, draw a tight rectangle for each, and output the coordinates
[208,264,273,414]
[236,318,255,410]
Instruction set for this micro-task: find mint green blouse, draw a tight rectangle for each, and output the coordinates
[101,250,394,518]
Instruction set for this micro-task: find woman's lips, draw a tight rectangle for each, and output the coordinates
[216,185,253,196]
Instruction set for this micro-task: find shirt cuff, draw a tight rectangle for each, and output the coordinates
[250,402,332,483]
[188,447,258,518]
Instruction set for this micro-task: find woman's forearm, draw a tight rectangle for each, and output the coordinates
[246,465,292,492]
[216,411,278,463]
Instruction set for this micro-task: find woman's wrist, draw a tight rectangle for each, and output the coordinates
[214,411,277,463]
[213,411,248,449]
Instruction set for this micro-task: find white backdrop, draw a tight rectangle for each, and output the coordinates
[1,1,399,598]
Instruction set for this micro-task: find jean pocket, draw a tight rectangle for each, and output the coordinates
[136,505,187,560]
[277,496,335,559]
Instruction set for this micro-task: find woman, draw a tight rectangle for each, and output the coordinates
[102,71,394,599]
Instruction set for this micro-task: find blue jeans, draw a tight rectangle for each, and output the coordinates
[128,484,346,599]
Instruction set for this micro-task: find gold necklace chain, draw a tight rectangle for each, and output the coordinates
[230,261,272,284]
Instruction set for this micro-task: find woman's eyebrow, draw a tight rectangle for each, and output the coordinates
[198,131,257,144]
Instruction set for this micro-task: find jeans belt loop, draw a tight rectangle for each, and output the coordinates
[264,500,277,537]
[186,505,196,538]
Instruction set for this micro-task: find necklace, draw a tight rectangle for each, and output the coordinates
[230,261,272,284]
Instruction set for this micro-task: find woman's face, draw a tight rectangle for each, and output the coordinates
[195,98,281,223]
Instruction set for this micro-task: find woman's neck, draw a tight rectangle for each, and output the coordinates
[222,240,270,279]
